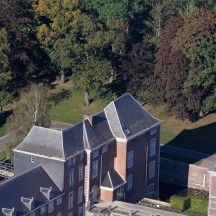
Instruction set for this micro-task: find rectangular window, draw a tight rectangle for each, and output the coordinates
[92,160,98,179]
[149,138,156,157]
[78,186,83,204]
[56,197,62,205]
[78,206,83,216]
[69,169,74,186]
[80,152,84,160]
[48,201,54,213]
[147,183,155,195]
[31,157,35,163]
[102,145,108,153]
[149,161,155,179]
[150,127,157,135]
[40,206,46,214]
[79,164,84,181]
[127,174,133,191]
[68,192,74,209]
[72,156,76,165]
[127,150,134,169]
[93,150,99,158]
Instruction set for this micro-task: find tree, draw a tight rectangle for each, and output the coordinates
[8,84,51,140]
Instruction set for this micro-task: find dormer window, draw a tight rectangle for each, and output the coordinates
[150,127,157,135]
[21,197,34,211]
[124,128,131,135]
[31,157,35,163]
[40,187,52,200]
[2,207,14,216]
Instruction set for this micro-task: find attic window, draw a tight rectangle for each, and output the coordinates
[40,187,52,200]
[21,197,34,211]
[2,207,14,216]
[124,128,131,135]
[31,157,35,163]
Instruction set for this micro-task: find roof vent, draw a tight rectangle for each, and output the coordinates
[83,114,94,125]
[40,187,52,200]
[123,128,131,135]
[21,197,34,211]
[2,207,15,216]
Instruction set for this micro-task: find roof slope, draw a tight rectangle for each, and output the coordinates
[104,93,160,139]
[0,166,62,214]
[101,169,126,189]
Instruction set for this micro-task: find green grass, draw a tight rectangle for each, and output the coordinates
[0,124,7,137]
[0,151,6,160]
[50,90,107,124]
[161,153,202,165]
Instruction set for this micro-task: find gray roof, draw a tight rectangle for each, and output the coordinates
[15,93,161,158]
[104,93,160,139]
[0,165,62,215]
[101,169,126,189]
[83,111,114,150]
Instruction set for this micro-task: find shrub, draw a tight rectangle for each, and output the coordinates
[170,195,191,211]
[191,196,208,212]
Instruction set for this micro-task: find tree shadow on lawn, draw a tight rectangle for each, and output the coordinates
[0,110,13,127]
[165,122,216,156]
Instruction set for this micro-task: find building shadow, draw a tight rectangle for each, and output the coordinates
[0,110,13,127]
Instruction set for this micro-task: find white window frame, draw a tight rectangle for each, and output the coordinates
[149,160,155,179]
[92,160,98,179]
[127,174,133,191]
[102,145,108,153]
[147,183,155,195]
[149,138,156,157]
[79,164,84,181]
[31,157,35,163]
[78,186,83,204]
[68,191,74,209]
[56,197,62,205]
[69,169,74,186]
[127,150,134,169]
[150,127,157,135]
[48,201,54,213]
[93,150,99,158]
[40,206,46,214]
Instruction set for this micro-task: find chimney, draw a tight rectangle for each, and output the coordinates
[83,114,94,125]
[21,197,34,211]
[2,207,15,216]
[40,187,52,200]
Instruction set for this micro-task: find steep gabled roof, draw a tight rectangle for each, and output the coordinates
[101,169,126,189]
[104,93,161,139]
[83,111,114,150]
[0,165,62,214]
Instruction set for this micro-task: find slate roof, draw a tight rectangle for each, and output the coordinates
[15,93,161,157]
[101,169,126,189]
[104,93,161,139]
[0,165,62,215]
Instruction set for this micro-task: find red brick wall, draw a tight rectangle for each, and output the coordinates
[100,188,114,202]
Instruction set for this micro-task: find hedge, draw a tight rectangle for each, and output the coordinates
[170,195,191,211]
[191,196,208,212]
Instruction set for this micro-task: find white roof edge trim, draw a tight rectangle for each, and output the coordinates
[13,149,65,162]
[108,171,113,188]
[60,131,65,159]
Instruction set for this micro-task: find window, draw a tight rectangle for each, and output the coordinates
[127,150,134,169]
[57,213,62,216]
[150,127,157,135]
[80,152,84,160]
[124,128,131,135]
[79,164,84,181]
[40,206,46,214]
[68,192,74,209]
[92,160,98,179]
[149,138,156,157]
[72,156,76,165]
[68,213,73,216]
[69,169,74,186]
[147,183,155,195]
[149,161,155,179]
[127,174,133,191]
[78,206,83,216]
[56,197,62,205]
[78,186,83,204]
[31,157,34,163]
[48,201,54,213]
[68,158,72,167]
[102,145,108,153]
[30,212,35,216]
[93,150,99,158]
